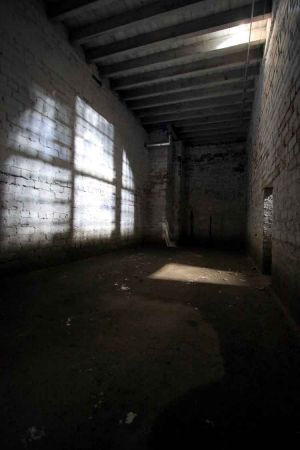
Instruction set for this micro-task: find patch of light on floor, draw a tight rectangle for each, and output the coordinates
[148,263,249,286]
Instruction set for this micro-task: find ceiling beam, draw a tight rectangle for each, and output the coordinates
[136,92,254,117]
[70,0,205,44]
[47,0,106,21]
[141,103,252,124]
[128,80,254,110]
[180,127,248,137]
[178,122,250,134]
[101,29,266,76]
[111,47,263,90]
[86,1,272,62]
[185,135,247,145]
[122,64,260,100]
[158,113,251,129]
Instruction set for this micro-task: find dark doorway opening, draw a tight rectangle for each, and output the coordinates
[262,187,273,274]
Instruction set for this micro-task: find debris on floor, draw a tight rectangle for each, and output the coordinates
[93,399,103,409]
[21,426,45,447]
[66,317,72,327]
[121,285,130,291]
[124,412,137,424]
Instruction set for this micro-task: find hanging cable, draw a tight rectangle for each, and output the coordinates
[240,0,256,123]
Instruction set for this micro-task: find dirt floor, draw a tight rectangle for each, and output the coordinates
[1,247,300,449]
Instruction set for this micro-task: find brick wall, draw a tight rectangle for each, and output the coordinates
[185,143,247,247]
[0,0,148,272]
[247,0,300,317]
[147,128,185,243]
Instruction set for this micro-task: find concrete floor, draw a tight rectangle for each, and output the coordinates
[1,247,300,449]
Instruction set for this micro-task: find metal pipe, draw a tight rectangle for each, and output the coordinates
[146,134,172,148]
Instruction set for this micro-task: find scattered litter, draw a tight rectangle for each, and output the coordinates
[194,307,199,311]
[114,282,119,286]
[121,285,130,291]
[66,317,72,327]
[94,399,103,409]
[257,286,266,291]
[205,419,215,427]
[21,426,45,447]
[223,278,228,281]
[125,412,137,425]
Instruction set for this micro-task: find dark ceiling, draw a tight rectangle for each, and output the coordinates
[45,0,272,146]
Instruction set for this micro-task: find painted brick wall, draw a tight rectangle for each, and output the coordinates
[185,143,247,247]
[0,0,148,272]
[148,146,170,241]
[246,0,300,317]
[147,128,185,243]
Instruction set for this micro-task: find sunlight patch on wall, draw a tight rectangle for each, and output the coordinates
[121,150,135,237]
[75,98,114,183]
[73,97,116,241]
[149,263,249,286]
[0,85,72,251]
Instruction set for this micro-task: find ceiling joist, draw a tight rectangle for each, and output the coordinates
[142,103,252,124]
[71,0,205,44]
[86,1,272,62]
[121,64,260,101]
[127,80,255,110]
[111,47,263,90]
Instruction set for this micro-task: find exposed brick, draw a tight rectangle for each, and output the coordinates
[0,0,149,272]
[247,0,300,316]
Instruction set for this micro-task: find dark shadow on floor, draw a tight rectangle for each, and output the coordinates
[0,247,299,449]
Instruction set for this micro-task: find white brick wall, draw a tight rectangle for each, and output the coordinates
[0,0,149,271]
[247,0,300,316]
[186,143,247,246]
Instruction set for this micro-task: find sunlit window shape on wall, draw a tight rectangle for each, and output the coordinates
[121,150,135,237]
[73,97,116,241]
[0,85,72,252]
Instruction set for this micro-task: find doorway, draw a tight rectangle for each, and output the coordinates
[262,187,273,274]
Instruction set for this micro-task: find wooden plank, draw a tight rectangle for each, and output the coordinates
[71,0,204,43]
[122,64,260,100]
[128,80,254,110]
[141,103,252,124]
[112,47,263,90]
[86,1,272,62]
[48,1,107,21]
[136,92,254,117]
[101,29,266,76]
